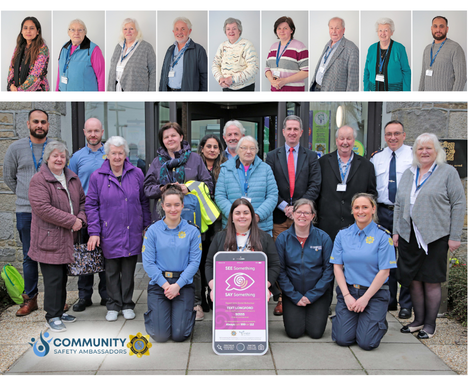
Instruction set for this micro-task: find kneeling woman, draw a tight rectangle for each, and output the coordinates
[330,193,396,351]
[275,199,334,339]
[143,184,202,342]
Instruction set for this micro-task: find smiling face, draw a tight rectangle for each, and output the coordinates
[431,17,448,42]
[283,120,303,148]
[416,141,437,168]
[47,149,67,175]
[378,24,393,45]
[123,22,137,44]
[162,128,183,153]
[276,22,293,42]
[384,123,406,152]
[225,22,241,44]
[335,126,355,158]
[68,22,86,46]
[108,144,126,171]
[237,140,256,166]
[173,20,191,46]
[162,193,183,222]
[202,138,221,162]
[232,204,252,233]
[27,111,49,140]
[84,119,104,147]
[329,18,345,45]
[293,204,314,230]
[223,125,243,153]
[352,196,375,229]
[21,20,39,45]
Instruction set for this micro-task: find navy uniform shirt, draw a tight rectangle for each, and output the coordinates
[68,144,106,194]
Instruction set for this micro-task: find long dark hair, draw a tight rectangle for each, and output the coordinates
[197,134,227,183]
[13,17,44,67]
[224,198,262,252]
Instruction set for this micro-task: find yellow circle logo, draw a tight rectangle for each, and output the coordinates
[388,238,394,246]
[366,236,374,244]
[127,332,152,358]
[178,231,186,239]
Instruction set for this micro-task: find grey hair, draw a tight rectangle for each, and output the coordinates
[293,198,317,224]
[223,17,243,36]
[351,193,379,223]
[173,17,192,30]
[335,125,357,139]
[119,18,143,42]
[236,136,258,154]
[44,141,70,166]
[375,18,395,33]
[412,133,446,167]
[104,136,129,157]
[283,115,303,130]
[68,19,87,34]
[328,17,345,28]
[223,120,245,136]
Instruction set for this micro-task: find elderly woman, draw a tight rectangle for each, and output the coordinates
[363,18,411,91]
[28,141,86,332]
[275,199,333,339]
[212,17,259,91]
[108,18,156,91]
[265,16,308,91]
[86,136,151,321]
[215,136,278,235]
[56,19,105,91]
[394,133,465,339]
[331,193,396,350]
[8,16,49,91]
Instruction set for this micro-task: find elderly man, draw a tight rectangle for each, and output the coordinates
[223,120,245,160]
[370,121,413,319]
[419,16,466,91]
[310,17,359,91]
[159,17,207,91]
[68,118,109,312]
[316,125,377,241]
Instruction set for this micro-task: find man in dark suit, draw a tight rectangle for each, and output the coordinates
[266,115,321,315]
[316,125,377,241]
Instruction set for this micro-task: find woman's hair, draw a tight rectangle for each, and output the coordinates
[223,18,243,36]
[44,140,70,166]
[13,17,45,69]
[104,136,129,156]
[350,193,378,223]
[412,133,446,167]
[119,18,143,42]
[68,19,87,34]
[197,134,227,182]
[375,18,395,33]
[161,183,185,204]
[274,16,296,39]
[158,122,185,151]
[236,135,259,154]
[293,198,317,224]
[224,198,262,252]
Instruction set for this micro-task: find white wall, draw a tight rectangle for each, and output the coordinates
[413,11,467,91]
[208,10,261,92]
[52,11,105,91]
[261,11,309,91]
[1,11,52,91]
[309,11,359,89]
[157,11,207,91]
[106,11,156,90]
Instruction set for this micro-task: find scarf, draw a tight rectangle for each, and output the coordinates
[158,142,191,185]
[13,44,31,87]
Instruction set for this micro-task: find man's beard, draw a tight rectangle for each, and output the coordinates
[30,129,48,139]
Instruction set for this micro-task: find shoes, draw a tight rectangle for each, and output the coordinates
[122,309,135,320]
[46,317,67,332]
[398,308,412,319]
[73,299,93,312]
[16,294,38,316]
[106,310,119,321]
[100,298,109,306]
[194,305,204,321]
[64,303,70,312]
[273,300,283,316]
[400,324,424,333]
[61,313,77,323]
[417,329,436,339]
[388,304,398,311]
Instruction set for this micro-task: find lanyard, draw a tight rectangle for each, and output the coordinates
[378,45,389,73]
[171,40,190,69]
[29,138,47,172]
[323,43,337,64]
[63,45,78,73]
[430,40,446,68]
[415,165,437,192]
[338,157,352,183]
[236,234,250,252]
[238,164,251,196]
[121,40,139,63]
[276,39,291,67]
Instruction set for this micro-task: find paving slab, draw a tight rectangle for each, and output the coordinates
[7,372,96,375]
[381,321,422,344]
[189,371,276,375]
[278,371,366,375]
[192,320,212,343]
[369,371,456,375]
[97,371,185,375]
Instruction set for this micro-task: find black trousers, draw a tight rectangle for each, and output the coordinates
[105,255,138,311]
[40,263,68,321]
[223,83,255,91]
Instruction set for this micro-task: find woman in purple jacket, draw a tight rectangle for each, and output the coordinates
[86,136,151,322]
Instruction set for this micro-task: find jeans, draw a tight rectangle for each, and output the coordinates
[16,212,38,297]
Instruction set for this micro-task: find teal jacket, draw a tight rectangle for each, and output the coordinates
[363,40,411,91]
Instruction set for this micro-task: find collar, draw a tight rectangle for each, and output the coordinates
[352,220,376,236]
[410,161,437,175]
[228,37,242,46]
[290,222,315,238]
[63,35,91,51]
[85,143,104,154]
[235,155,256,169]
[173,38,192,50]
[285,143,300,154]
[337,151,354,164]
[161,218,184,231]
[328,37,344,48]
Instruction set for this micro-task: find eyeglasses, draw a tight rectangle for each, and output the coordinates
[31,119,48,125]
[239,146,256,152]
[295,211,312,217]
[69,28,85,33]
[385,132,404,137]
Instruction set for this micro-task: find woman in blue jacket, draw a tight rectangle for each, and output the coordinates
[275,198,334,339]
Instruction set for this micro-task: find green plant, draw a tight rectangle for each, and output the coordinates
[448,261,467,326]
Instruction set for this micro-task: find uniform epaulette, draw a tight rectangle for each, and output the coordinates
[370,149,384,158]
[187,220,200,231]
[377,224,391,235]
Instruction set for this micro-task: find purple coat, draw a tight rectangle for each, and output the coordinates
[86,159,151,259]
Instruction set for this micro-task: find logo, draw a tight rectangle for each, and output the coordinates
[231,331,236,336]
[366,236,374,244]
[29,332,53,357]
[388,237,394,246]
[127,333,152,358]
[178,231,186,239]
[225,273,255,291]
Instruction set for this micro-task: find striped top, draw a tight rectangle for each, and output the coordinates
[265,39,308,91]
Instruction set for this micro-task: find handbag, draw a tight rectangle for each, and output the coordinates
[1,264,25,304]
[67,234,105,276]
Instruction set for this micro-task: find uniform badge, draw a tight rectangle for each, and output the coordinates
[127,332,152,358]
[388,238,394,246]
[366,236,374,244]
[178,231,186,239]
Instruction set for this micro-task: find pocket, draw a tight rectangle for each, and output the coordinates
[368,320,388,349]
[38,227,60,251]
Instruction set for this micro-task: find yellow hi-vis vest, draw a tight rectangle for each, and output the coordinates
[186,180,220,233]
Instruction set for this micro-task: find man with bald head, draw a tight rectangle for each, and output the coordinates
[316,125,377,240]
[69,118,108,311]
[310,17,359,91]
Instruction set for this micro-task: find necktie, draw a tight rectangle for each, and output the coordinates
[388,151,396,203]
[288,148,295,202]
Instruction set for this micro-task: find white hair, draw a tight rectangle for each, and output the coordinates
[119,18,143,42]
[412,133,446,167]
[375,18,395,33]
[104,136,129,156]
[328,17,345,28]
[236,136,258,154]
[173,17,192,30]
[223,120,245,136]
[335,125,357,139]
[68,19,87,34]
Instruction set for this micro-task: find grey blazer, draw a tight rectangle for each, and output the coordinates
[107,40,156,91]
[310,37,359,91]
[393,163,466,244]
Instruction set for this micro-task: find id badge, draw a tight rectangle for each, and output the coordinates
[116,66,124,72]
[410,195,416,205]
[426,69,433,77]
[319,66,325,73]
[336,184,347,192]
[376,74,385,82]
[168,71,175,78]
[241,196,252,203]
[272,70,280,78]
[61,76,68,84]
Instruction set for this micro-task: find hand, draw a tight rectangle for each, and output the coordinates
[218,77,229,88]
[284,206,294,219]
[224,76,233,86]
[164,283,181,300]
[175,182,189,195]
[351,295,370,313]
[274,78,286,89]
[267,288,272,302]
[343,293,356,311]
[448,240,461,253]
[392,234,399,248]
[297,296,311,307]
[255,214,260,223]
[10,85,18,91]
[72,218,83,232]
[87,235,100,251]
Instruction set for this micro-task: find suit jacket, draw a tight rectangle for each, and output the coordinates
[266,146,321,224]
[310,37,359,91]
[316,151,377,240]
